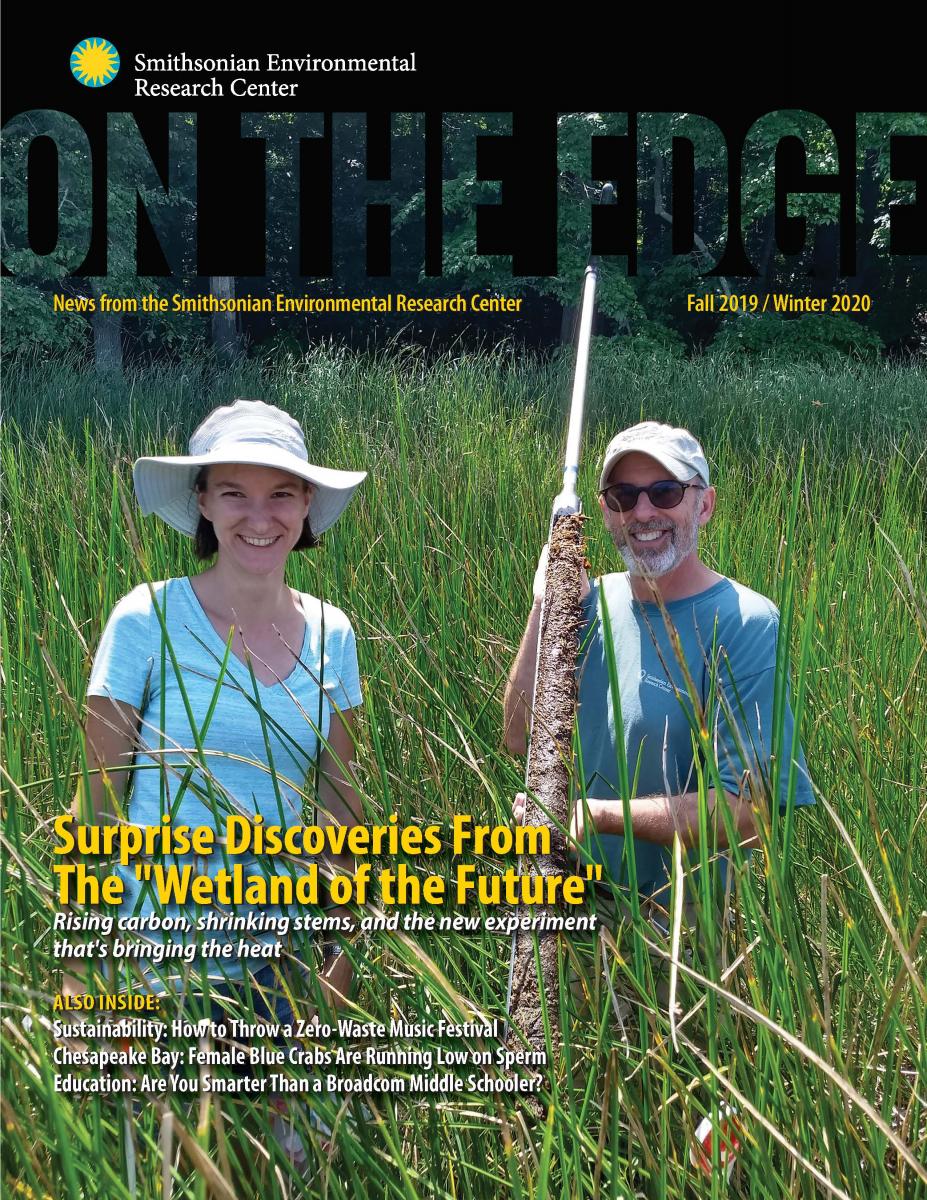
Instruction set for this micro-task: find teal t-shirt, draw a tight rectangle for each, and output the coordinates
[576,573,814,900]
[85,577,362,983]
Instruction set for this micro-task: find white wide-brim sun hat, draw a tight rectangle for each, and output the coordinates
[133,399,367,537]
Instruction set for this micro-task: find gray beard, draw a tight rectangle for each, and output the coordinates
[611,511,700,578]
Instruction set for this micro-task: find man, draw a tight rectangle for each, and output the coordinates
[504,421,814,949]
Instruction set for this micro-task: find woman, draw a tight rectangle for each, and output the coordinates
[68,397,366,1044]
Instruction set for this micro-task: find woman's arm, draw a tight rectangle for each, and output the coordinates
[317,708,362,826]
[78,696,141,820]
[314,707,362,1013]
[62,696,140,996]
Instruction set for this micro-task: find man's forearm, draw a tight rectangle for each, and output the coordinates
[581,789,758,851]
[503,600,543,755]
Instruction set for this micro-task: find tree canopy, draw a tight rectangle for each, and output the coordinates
[2,111,924,364]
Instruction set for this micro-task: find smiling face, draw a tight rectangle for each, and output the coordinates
[195,464,312,575]
[599,451,715,584]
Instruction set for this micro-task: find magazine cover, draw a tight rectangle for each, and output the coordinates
[2,21,926,1200]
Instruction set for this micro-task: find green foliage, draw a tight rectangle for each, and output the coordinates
[0,279,88,355]
[1,110,95,278]
[3,111,926,362]
[587,326,687,366]
[857,113,927,249]
[709,312,884,360]
[632,258,712,337]
[740,111,843,227]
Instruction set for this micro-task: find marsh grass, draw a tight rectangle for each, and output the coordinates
[2,346,926,1198]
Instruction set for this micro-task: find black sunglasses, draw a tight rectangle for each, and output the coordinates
[599,480,704,513]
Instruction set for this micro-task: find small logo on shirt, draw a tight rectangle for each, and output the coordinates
[639,667,674,695]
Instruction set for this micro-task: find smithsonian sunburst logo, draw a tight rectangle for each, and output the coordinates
[70,38,120,87]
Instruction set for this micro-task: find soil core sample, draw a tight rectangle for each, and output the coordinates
[507,512,587,1062]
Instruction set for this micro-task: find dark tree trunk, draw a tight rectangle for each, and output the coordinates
[210,276,241,360]
[90,282,122,374]
[758,215,777,295]
[810,223,840,298]
[854,148,881,296]
[560,303,578,345]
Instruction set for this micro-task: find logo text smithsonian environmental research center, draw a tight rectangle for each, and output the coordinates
[68,44,417,96]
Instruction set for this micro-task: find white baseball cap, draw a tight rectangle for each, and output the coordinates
[599,421,710,489]
[133,399,367,536]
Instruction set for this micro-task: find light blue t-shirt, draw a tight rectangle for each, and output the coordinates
[85,577,362,980]
[576,573,814,901]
